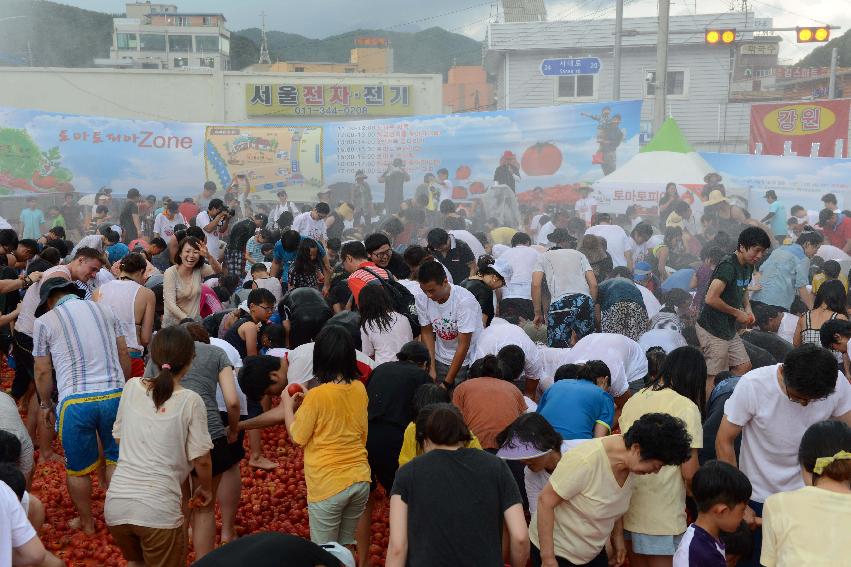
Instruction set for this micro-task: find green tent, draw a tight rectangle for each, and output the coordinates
[639,117,694,154]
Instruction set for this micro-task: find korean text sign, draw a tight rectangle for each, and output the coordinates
[245,83,413,117]
[749,100,850,158]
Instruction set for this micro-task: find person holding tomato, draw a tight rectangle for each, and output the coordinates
[494,150,521,192]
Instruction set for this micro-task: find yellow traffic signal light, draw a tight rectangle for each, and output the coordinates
[705,29,736,45]
[797,26,830,43]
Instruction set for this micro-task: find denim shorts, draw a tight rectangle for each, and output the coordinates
[624,530,683,556]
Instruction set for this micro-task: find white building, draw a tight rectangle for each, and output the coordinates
[95,2,230,71]
[486,12,762,152]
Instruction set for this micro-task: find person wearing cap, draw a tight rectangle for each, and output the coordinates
[819,208,851,254]
[387,403,529,567]
[494,150,521,192]
[379,158,410,215]
[458,256,509,327]
[292,202,331,244]
[761,190,788,244]
[532,227,597,348]
[704,190,749,236]
[352,170,373,227]
[585,212,633,270]
[751,229,823,312]
[32,277,131,534]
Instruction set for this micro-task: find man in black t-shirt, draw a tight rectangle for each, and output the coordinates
[192,532,353,567]
[118,188,141,243]
[426,228,475,285]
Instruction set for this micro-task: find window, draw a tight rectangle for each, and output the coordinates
[556,75,596,100]
[173,57,188,68]
[199,57,215,68]
[202,16,215,26]
[168,34,192,52]
[195,35,219,52]
[294,66,305,72]
[175,16,190,26]
[140,34,166,51]
[116,33,138,50]
[220,35,230,55]
[645,70,688,97]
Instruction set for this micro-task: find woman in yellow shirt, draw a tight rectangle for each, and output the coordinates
[761,420,851,567]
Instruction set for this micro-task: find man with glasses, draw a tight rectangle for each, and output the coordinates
[715,344,851,566]
[222,288,277,358]
[363,233,410,280]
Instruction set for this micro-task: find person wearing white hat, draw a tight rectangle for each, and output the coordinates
[458,256,511,327]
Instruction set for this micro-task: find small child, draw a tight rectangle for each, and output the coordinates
[811,259,848,294]
[719,521,753,566]
[673,460,752,567]
[251,262,283,304]
[47,206,65,229]
[261,324,287,358]
[691,245,726,316]
[244,228,271,273]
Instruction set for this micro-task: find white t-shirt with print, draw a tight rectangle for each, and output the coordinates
[631,234,664,264]
[153,212,187,243]
[0,481,36,567]
[415,284,483,366]
[499,245,541,300]
[723,363,851,502]
[196,210,224,259]
[292,211,327,242]
[585,224,632,267]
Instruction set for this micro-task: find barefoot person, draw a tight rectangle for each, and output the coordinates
[33,277,131,534]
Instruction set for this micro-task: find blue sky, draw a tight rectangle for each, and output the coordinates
[51,0,839,64]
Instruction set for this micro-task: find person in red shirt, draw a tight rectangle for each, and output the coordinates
[819,208,851,253]
[179,198,201,224]
[341,241,389,306]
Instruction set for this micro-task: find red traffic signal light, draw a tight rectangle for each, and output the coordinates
[797,26,830,43]
[705,29,736,45]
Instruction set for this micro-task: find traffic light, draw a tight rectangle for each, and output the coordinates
[705,29,736,45]
[797,26,830,43]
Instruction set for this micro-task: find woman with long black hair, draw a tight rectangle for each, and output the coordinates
[287,238,323,291]
[618,346,706,567]
[358,284,413,364]
[794,279,848,348]
[222,217,255,279]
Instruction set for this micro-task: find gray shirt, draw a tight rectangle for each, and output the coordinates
[0,393,33,477]
[145,341,232,440]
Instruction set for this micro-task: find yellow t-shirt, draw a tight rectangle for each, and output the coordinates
[529,437,635,565]
[490,227,519,246]
[812,273,849,294]
[761,486,851,567]
[618,387,703,535]
[289,381,371,502]
[397,421,482,467]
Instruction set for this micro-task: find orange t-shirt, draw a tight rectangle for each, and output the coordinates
[452,377,527,449]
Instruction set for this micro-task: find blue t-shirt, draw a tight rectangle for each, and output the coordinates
[19,208,45,240]
[768,200,787,236]
[597,277,643,311]
[537,379,615,440]
[106,242,130,264]
[661,268,696,292]
[673,524,726,567]
[272,236,325,285]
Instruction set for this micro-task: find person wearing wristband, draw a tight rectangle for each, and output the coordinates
[415,260,483,387]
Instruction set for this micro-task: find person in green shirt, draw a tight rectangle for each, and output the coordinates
[696,226,772,397]
[46,207,65,229]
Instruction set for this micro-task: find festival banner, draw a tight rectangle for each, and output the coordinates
[0,101,644,202]
[749,99,851,158]
[245,83,414,117]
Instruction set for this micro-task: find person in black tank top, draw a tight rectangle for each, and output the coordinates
[223,288,276,358]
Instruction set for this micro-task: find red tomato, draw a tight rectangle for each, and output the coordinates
[455,165,471,180]
[286,383,305,396]
[521,142,563,176]
[469,181,486,194]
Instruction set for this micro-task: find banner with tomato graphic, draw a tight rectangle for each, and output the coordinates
[749,100,850,158]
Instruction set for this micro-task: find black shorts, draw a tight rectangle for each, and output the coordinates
[11,334,35,401]
[217,412,246,473]
[366,422,404,492]
[499,298,535,323]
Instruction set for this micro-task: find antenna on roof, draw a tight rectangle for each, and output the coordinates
[259,11,271,65]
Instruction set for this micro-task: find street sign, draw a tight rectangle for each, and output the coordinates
[540,57,602,76]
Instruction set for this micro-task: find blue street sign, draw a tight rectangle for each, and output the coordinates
[540,57,602,76]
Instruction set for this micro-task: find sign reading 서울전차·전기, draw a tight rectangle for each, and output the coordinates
[246,84,414,117]
[540,58,602,76]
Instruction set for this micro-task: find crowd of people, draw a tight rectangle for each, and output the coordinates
[0,176,849,567]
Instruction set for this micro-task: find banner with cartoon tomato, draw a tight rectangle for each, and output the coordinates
[749,100,850,158]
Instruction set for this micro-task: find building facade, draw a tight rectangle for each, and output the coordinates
[486,12,761,152]
[245,37,394,75]
[443,66,495,113]
[95,2,230,70]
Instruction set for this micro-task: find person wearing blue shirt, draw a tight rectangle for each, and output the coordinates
[536,360,615,442]
[661,268,696,293]
[751,230,823,311]
[19,197,45,240]
[761,190,788,244]
[271,229,327,288]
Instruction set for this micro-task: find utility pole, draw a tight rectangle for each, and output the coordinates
[613,0,624,100]
[258,11,271,65]
[653,0,670,133]
[828,47,838,99]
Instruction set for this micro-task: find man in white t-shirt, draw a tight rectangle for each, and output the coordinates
[291,202,330,243]
[195,198,231,260]
[416,260,483,387]
[152,201,187,244]
[574,186,597,226]
[815,243,851,262]
[473,317,545,396]
[0,481,45,566]
[584,212,633,269]
[497,232,541,322]
[560,332,647,399]
[535,210,569,246]
[716,344,851,563]
[268,189,300,229]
